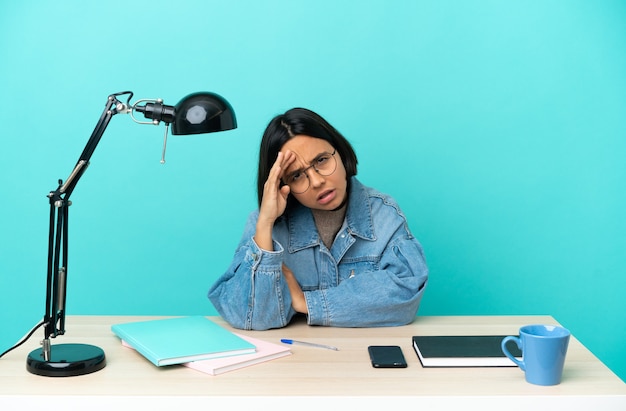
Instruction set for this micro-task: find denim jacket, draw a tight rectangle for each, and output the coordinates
[208,178,428,330]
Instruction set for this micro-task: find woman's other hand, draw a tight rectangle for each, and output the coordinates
[282,264,307,313]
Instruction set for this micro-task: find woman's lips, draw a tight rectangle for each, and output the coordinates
[317,189,336,205]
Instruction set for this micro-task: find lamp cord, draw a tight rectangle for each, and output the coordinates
[0,320,45,359]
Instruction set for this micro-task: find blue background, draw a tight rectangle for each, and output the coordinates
[1,1,624,382]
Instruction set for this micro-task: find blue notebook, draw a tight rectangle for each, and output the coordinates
[111,316,256,366]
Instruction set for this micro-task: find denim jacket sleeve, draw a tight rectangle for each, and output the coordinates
[207,210,298,330]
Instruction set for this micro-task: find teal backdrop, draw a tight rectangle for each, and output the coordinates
[1,1,624,382]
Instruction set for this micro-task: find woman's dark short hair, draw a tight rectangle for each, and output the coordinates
[257,108,358,208]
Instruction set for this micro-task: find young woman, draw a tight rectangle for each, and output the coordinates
[208,108,428,330]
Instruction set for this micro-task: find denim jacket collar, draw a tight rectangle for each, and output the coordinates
[286,177,375,251]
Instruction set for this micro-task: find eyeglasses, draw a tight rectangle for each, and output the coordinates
[282,150,337,194]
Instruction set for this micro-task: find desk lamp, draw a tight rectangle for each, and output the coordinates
[25,90,237,377]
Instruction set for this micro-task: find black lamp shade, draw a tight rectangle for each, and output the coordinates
[172,92,237,135]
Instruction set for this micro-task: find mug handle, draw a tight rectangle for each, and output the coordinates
[501,336,525,370]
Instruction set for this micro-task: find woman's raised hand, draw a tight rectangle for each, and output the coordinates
[255,151,295,250]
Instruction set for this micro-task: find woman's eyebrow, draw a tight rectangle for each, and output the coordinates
[286,150,331,172]
[305,149,333,164]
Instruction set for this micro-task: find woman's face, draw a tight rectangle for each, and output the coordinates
[280,135,348,211]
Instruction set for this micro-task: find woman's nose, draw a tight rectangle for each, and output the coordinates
[307,168,325,188]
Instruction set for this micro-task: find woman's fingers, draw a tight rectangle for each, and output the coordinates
[278,150,295,179]
[259,151,296,221]
[267,150,295,189]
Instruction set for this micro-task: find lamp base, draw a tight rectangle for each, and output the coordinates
[27,343,106,377]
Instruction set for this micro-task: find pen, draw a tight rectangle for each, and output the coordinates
[280,338,339,351]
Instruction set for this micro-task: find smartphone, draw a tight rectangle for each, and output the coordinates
[368,345,408,368]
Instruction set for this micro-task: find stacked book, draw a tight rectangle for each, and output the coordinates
[111,316,291,375]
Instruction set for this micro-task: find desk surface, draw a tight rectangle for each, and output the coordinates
[1,315,624,409]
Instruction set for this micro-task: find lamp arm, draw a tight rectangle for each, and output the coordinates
[41,92,132,354]
[61,92,132,199]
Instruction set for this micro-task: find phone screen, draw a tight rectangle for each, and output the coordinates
[368,345,408,368]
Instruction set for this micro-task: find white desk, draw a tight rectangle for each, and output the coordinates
[1,315,624,410]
